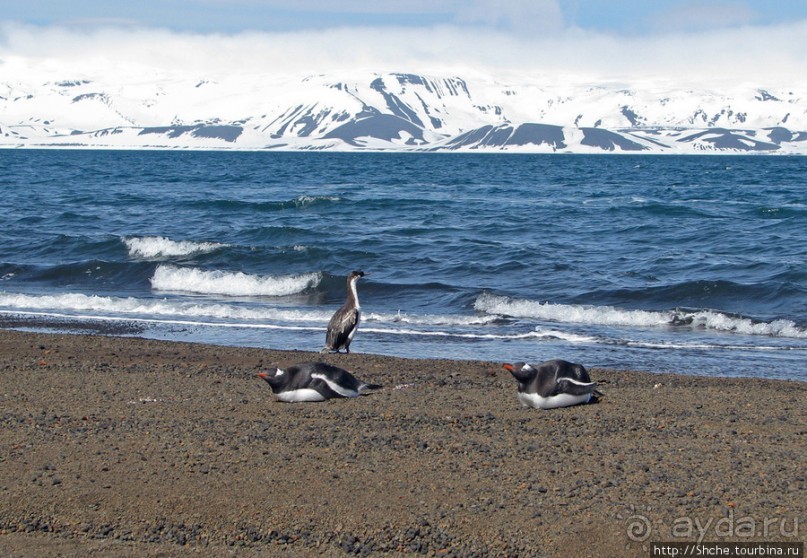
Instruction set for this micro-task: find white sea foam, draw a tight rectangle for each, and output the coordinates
[474,292,670,327]
[124,236,226,259]
[0,293,510,338]
[379,310,501,326]
[0,291,328,322]
[294,195,340,207]
[0,291,496,328]
[474,292,807,339]
[684,311,807,338]
[150,265,321,297]
[360,325,601,342]
[2,292,805,355]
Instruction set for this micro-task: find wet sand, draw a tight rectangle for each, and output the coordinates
[0,329,804,557]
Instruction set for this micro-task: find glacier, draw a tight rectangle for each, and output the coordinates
[1,71,806,153]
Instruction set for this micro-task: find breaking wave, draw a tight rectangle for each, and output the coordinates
[124,236,226,259]
[474,293,807,339]
[0,292,504,330]
[150,265,321,297]
[294,195,341,207]
[0,291,327,322]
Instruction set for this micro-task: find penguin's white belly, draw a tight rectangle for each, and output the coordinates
[275,389,327,403]
[518,391,591,410]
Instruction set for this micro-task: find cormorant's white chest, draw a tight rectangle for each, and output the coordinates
[349,278,361,311]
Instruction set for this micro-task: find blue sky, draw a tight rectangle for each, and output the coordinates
[2,1,806,84]
[3,0,806,34]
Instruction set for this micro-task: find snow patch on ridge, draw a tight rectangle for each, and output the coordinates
[2,71,806,154]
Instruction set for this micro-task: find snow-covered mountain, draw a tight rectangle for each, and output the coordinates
[2,71,806,153]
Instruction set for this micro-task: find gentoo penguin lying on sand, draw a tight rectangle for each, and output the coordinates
[503,359,602,410]
[322,270,365,354]
[257,362,381,403]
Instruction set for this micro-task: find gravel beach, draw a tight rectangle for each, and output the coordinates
[0,328,804,557]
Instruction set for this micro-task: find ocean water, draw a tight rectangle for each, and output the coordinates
[1,149,805,381]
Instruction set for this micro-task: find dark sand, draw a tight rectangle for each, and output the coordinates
[0,329,804,557]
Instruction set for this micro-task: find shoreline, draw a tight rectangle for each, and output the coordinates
[3,311,805,384]
[0,328,804,557]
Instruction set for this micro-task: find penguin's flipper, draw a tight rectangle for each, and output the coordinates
[556,377,600,397]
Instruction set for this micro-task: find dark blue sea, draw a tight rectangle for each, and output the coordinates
[1,150,805,381]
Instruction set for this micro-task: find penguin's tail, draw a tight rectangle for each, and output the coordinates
[359,383,383,394]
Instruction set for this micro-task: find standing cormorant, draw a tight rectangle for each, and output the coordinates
[322,270,365,353]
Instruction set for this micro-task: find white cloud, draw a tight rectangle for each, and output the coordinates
[1,17,806,88]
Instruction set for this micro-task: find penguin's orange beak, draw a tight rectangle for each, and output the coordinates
[257,372,269,380]
[502,363,515,373]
